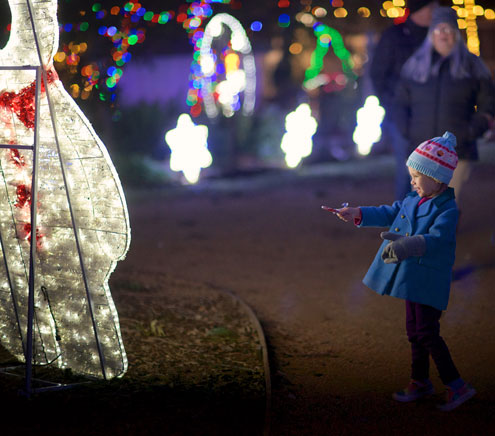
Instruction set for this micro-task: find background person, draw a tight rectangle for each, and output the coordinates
[394,6,495,210]
[370,0,438,200]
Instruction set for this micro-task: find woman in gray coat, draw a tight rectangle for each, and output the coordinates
[394,7,495,207]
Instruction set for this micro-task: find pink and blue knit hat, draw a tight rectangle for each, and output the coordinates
[406,131,458,184]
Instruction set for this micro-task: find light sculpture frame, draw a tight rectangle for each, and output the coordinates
[0,0,130,395]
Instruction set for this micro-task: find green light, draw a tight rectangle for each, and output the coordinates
[158,12,170,24]
[144,11,154,21]
[106,77,116,88]
[116,59,125,66]
[304,23,356,83]
[80,22,89,32]
[124,2,133,12]
[92,3,102,12]
[128,35,138,45]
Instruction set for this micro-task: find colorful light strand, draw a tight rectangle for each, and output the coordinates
[303,22,356,87]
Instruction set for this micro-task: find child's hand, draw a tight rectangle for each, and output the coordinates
[335,206,361,223]
[380,232,426,263]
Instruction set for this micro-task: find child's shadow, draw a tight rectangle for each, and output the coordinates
[452,262,495,282]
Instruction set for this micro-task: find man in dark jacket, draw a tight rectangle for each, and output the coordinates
[370,0,438,200]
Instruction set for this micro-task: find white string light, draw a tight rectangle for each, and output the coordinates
[0,0,130,378]
[280,104,318,168]
[353,95,385,156]
[165,113,212,184]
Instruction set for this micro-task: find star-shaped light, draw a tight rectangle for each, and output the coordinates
[165,114,212,184]
[353,95,385,156]
[280,103,318,168]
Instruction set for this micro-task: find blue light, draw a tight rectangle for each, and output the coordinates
[250,21,262,32]
[216,63,225,75]
[278,14,290,27]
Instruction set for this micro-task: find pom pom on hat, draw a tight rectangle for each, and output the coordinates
[408,0,435,14]
[406,132,458,184]
[431,6,458,30]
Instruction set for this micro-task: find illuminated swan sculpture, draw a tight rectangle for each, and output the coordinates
[0,0,130,378]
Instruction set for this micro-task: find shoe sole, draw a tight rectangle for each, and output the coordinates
[437,388,476,412]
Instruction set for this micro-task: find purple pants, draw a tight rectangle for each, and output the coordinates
[405,300,460,385]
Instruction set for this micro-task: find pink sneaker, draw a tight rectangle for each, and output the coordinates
[437,383,476,411]
[392,380,434,402]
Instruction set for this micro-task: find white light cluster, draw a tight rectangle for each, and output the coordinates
[165,114,212,184]
[353,95,385,156]
[280,104,318,168]
[200,13,256,118]
[0,0,130,378]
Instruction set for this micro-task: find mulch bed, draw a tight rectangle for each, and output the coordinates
[0,271,267,435]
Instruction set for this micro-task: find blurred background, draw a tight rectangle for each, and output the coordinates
[1,0,493,186]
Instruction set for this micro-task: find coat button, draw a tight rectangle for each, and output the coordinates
[401,214,405,219]
[395,227,400,232]
[405,232,410,236]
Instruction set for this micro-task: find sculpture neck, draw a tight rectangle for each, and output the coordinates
[0,0,58,67]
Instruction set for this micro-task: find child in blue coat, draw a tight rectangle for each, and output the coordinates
[332,131,475,411]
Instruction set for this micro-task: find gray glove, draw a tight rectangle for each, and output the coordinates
[380,232,426,264]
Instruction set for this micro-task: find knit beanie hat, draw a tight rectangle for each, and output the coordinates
[406,131,458,184]
[408,0,435,14]
[431,6,458,29]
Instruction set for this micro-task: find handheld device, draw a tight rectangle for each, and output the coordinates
[321,205,339,213]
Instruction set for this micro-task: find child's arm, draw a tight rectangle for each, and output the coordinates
[382,207,457,265]
[323,201,402,227]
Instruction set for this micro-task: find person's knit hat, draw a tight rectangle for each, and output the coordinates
[406,131,458,184]
[431,6,458,29]
[408,0,435,14]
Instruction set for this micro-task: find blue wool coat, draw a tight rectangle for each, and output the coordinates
[359,188,458,311]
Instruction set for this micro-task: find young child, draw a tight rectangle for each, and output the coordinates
[332,131,475,411]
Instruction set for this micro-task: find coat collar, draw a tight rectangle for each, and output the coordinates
[405,187,455,218]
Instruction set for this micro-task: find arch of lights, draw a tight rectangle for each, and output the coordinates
[0,0,130,384]
[199,13,256,118]
[303,22,356,91]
